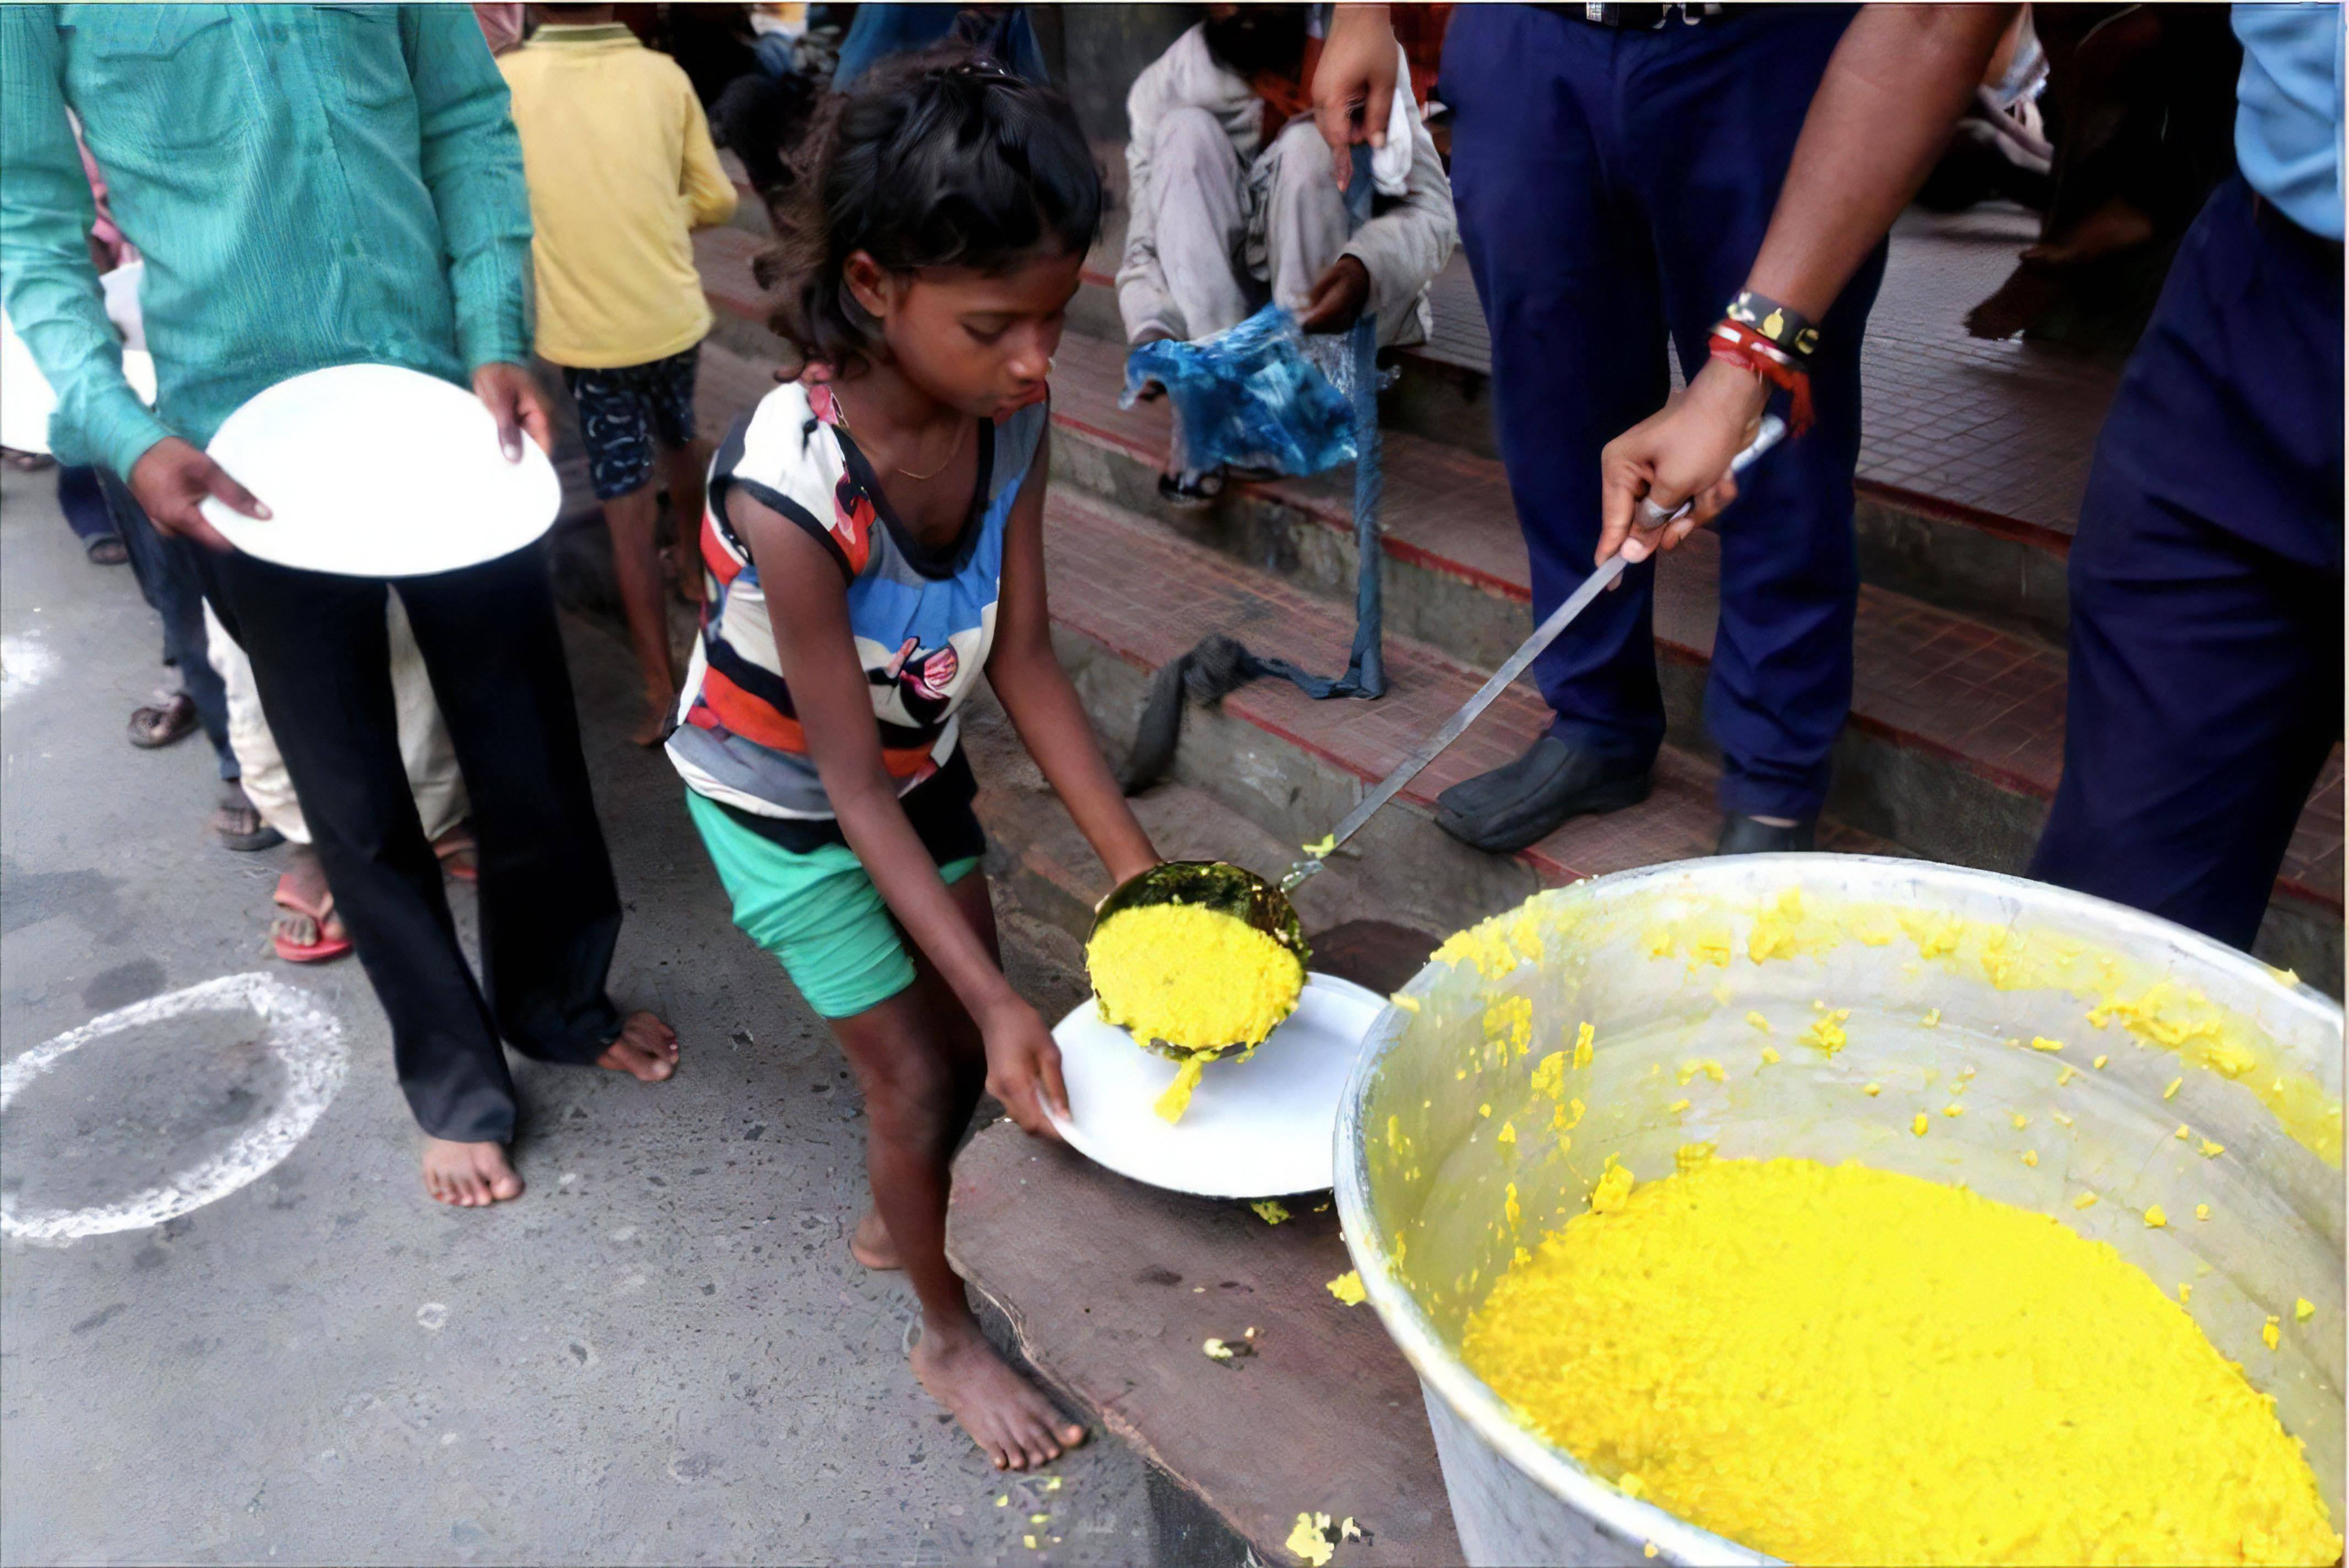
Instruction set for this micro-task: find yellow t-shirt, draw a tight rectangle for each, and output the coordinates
[499,24,738,369]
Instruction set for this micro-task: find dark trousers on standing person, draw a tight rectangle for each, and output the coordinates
[1439,4,1884,822]
[2029,176,2344,952]
[99,467,236,781]
[193,542,627,1144]
[57,461,121,557]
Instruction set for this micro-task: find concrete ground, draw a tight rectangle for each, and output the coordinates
[0,465,1153,1565]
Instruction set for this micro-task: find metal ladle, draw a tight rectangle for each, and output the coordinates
[1088,859,1310,1061]
[1090,417,1791,1052]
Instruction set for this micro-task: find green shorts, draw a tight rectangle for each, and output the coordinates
[687,790,981,1019]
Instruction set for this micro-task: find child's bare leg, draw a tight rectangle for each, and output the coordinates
[601,482,677,745]
[659,439,710,606]
[829,874,1085,1469]
[850,1205,900,1270]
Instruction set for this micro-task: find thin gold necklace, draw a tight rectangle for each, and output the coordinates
[834,394,968,481]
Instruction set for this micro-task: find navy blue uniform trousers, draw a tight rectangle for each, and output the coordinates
[2029,176,2343,951]
[1441,6,1882,820]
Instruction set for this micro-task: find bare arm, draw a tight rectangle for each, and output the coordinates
[1595,4,2015,562]
[733,489,1068,1135]
[1744,4,2016,319]
[985,428,1161,889]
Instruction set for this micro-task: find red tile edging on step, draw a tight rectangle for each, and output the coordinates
[1061,394,2070,803]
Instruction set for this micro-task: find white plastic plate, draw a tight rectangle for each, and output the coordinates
[199,363,559,577]
[1,312,59,455]
[1047,973,1386,1199]
[0,312,155,458]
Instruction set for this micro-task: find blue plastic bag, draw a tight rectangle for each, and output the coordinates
[1119,306,1357,478]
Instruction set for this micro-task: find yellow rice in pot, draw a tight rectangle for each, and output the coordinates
[1461,1154,2341,1566]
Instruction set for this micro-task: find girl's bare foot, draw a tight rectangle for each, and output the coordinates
[423,1138,523,1207]
[595,1010,679,1082]
[911,1318,1085,1471]
[631,703,671,749]
[850,1206,900,1271]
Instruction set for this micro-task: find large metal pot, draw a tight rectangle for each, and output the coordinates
[1335,854,2343,1566]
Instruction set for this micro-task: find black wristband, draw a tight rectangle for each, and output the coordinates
[1725,290,1819,362]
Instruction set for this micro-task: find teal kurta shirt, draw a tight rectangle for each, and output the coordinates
[0,3,534,477]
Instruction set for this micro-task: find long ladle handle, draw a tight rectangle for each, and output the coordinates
[1280,414,1789,893]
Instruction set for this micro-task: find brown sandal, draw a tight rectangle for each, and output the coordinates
[128,691,198,749]
[214,791,284,853]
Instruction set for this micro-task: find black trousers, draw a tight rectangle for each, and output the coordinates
[195,542,624,1142]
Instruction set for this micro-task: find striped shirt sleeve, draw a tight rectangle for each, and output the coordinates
[403,4,536,371]
[0,6,173,476]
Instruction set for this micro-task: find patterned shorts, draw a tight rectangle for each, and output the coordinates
[562,345,700,500]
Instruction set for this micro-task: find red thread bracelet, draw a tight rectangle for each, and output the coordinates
[1709,320,1814,436]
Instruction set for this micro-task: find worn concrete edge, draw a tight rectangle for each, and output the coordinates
[955,1255,1287,1566]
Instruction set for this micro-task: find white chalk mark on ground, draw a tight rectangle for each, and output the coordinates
[0,972,348,1242]
[1,632,57,709]
[416,1303,449,1331]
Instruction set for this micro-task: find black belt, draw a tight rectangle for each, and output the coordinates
[1553,4,1732,28]
[2250,189,2345,260]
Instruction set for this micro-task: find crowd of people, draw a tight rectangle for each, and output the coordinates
[1,0,2337,1474]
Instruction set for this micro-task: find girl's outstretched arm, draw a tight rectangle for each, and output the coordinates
[733,489,1069,1138]
[985,429,1161,890]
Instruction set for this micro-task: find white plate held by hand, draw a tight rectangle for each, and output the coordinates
[1047,973,1385,1199]
[3,307,160,458]
[199,363,559,576]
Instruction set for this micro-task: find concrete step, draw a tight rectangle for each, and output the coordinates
[1033,484,1900,941]
[682,235,2342,990]
[1068,270,2076,646]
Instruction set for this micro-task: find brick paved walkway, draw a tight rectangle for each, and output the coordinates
[1418,204,2122,535]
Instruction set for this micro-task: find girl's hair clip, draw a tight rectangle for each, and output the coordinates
[934,56,1020,85]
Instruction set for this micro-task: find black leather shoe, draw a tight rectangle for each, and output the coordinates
[1717,814,1817,854]
[1434,736,1651,854]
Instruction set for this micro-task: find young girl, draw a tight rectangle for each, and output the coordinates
[667,51,1160,1469]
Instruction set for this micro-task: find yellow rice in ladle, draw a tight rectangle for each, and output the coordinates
[1087,902,1304,1056]
[1461,1155,2340,1566]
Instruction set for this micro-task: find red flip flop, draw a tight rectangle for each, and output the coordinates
[271,876,353,964]
[433,823,479,884]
